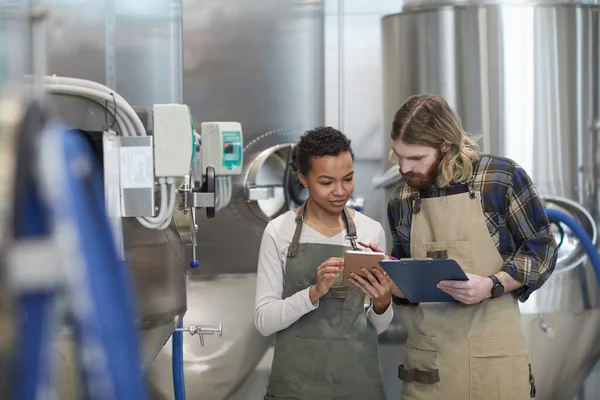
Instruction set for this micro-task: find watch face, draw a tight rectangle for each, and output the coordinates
[492,284,504,298]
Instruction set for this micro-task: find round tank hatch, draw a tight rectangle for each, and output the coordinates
[543,196,597,273]
[244,143,307,223]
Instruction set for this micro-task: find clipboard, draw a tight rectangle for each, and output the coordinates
[378,259,469,303]
[342,250,385,287]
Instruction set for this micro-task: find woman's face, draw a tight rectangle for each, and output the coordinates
[298,151,354,214]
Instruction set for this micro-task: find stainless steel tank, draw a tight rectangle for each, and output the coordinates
[146,1,325,399]
[380,2,600,399]
[182,0,324,278]
[148,274,272,400]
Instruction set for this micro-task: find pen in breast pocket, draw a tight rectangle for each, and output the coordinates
[357,241,399,260]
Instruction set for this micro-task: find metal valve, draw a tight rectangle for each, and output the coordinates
[535,314,555,338]
[178,169,216,269]
[176,323,223,347]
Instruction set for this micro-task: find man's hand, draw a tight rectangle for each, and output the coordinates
[348,268,392,314]
[437,273,493,305]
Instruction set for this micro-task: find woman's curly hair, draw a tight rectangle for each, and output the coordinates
[291,126,354,175]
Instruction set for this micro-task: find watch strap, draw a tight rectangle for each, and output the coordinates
[489,275,501,286]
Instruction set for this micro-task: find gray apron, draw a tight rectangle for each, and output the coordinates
[264,202,387,400]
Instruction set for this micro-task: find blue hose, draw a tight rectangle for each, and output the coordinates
[35,125,147,400]
[15,140,55,400]
[172,319,186,400]
[545,208,600,286]
[17,292,55,400]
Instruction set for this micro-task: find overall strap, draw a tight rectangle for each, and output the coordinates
[287,201,307,258]
[342,207,358,250]
[287,202,358,257]
[461,157,481,200]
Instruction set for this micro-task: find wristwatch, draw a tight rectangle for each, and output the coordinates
[489,275,504,298]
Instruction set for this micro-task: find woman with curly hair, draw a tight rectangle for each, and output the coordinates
[254,127,393,400]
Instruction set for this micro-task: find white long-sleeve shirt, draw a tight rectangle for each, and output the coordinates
[254,209,393,337]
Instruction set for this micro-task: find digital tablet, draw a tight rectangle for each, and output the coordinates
[379,258,469,303]
[342,250,386,288]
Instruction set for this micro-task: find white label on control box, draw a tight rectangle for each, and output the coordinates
[120,146,154,189]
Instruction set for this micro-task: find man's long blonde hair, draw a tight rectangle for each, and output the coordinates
[390,94,480,187]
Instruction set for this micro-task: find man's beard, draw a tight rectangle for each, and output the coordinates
[401,151,443,190]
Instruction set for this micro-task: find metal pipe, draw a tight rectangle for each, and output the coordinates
[168,1,183,104]
[337,0,344,131]
[592,10,600,220]
[29,4,48,99]
[105,0,116,89]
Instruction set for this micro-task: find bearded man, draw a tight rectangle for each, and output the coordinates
[379,94,557,400]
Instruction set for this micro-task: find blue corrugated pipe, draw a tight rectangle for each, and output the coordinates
[172,319,186,400]
[545,208,600,286]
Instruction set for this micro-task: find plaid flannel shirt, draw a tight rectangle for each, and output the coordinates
[387,153,558,302]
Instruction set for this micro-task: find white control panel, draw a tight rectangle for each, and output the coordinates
[153,104,194,178]
[200,122,243,176]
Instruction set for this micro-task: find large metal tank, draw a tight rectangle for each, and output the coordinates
[380,2,600,399]
[181,0,324,278]
[146,1,325,399]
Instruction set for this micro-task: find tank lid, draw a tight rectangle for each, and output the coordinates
[394,0,600,13]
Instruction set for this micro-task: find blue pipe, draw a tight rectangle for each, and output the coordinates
[15,148,55,400]
[172,319,186,400]
[17,292,55,400]
[545,208,600,286]
[35,125,147,400]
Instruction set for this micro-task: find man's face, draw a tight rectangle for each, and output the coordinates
[391,139,442,189]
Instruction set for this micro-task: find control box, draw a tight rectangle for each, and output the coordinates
[200,122,243,175]
[153,104,194,178]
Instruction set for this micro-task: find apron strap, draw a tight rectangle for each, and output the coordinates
[464,175,476,199]
[412,190,422,214]
[463,158,481,199]
[287,201,358,258]
[287,202,307,258]
[342,207,358,251]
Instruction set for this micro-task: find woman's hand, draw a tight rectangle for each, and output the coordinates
[348,268,392,314]
[309,257,344,304]
[366,242,406,299]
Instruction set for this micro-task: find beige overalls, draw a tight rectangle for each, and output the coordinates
[398,181,536,400]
